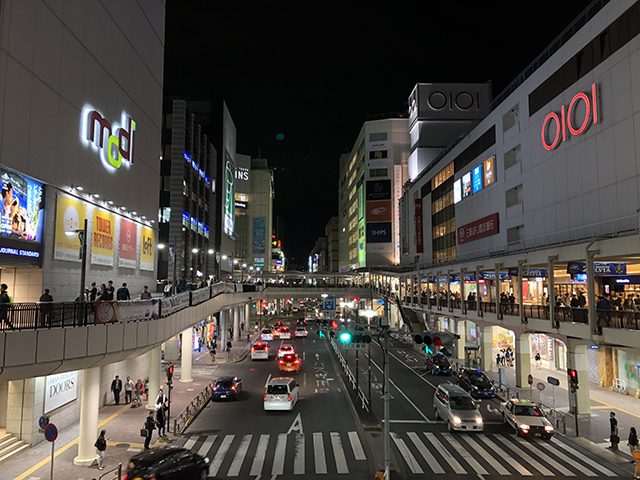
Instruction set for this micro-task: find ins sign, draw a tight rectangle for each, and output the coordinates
[82,107,137,172]
[541,84,598,150]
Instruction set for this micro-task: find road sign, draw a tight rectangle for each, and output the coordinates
[323,297,336,311]
[44,423,58,442]
[547,376,560,386]
[343,343,369,350]
[537,382,545,391]
[527,374,533,385]
[38,416,49,430]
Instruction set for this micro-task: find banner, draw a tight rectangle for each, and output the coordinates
[479,271,511,281]
[160,292,191,317]
[44,371,77,414]
[140,225,155,271]
[95,299,159,324]
[253,217,266,253]
[94,301,120,324]
[366,179,392,201]
[508,267,548,278]
[457,212,499,244]
[0,167,44,242]
[366,200,392,222]
[91,209,115,266]
[566,262,626,275]
[191,288,211,306]
[367,222,392,243]
[119,218,137,269]
[54,194,87,261]
[415,198,423,253]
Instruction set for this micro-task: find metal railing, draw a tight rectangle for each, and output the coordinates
[612,377,626,394]
[173,381,214,435]
[329,338,370,413]
[95,462,122,480]
[230,334,260,363]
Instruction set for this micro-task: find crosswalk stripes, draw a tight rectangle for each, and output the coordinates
[515,437,576,477]
[249,434,268,476]
[313,432,327,474]
[550,437,617,477]
[442,432,489,475]
[210,435,234,477]
[227,434,251,477]
[423,432,466,474]
[330,432,349,474]
[493,434,555,476]
[390,432,423,475]
[407,432,445,474]
[348,431,366,461]
[293,433,304,475]
[478,434,533,476]
[460,435,510,475]
[272,433,287,476]
[197,435,217,458]
[534,439,594,477]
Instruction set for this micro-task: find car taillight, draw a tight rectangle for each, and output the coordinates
[231,386,236,390]
[279,360,284,364]
[278,349,282,353]
[213,386,217,391]
[288,396,292,401]
[251,347,254,351]
[264,396,267,401]
[294,360,300,363]
[122,475,127,480]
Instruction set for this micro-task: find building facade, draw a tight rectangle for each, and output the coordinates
[326,216,339,272]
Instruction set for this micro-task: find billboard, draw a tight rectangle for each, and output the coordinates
[54,194,87,262]
[0,168,44,242]
[472,165,483,193]
[453,179,462,204]
[91,209,115,266]
[44,371,78,414]
[119,218,137,269]
[415,198,423,253]
[457,213,499,244]
[462,172,472,198]
[140,225,155,271]
[366,200,392,222]
[223,152,235,237]
[366,179,391,201]
[367,222,392,243]
[253,217,266,254]
[484,156,495,185]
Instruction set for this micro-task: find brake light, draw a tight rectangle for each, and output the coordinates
[264,396,267,401]
[279,360,284,364]
[213,386,217,391]
[288,396,292,401]
[251,347,254,351]
[122,475,127,480]
[231,386,236,390]
[294,360,300,363]
[278,349,282,353]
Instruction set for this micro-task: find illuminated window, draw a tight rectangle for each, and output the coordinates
[431,191,453,215]
[369,150,388,160]
[349,232,357,245]
[349,201,358,216]
[349,218,357,230]
[431,162,454,190]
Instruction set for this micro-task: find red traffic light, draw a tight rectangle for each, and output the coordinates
[168,365,174,375]
[330,320,339,329]
[433,336,442,346]
[353,298,358,303]
[568,368,577,379]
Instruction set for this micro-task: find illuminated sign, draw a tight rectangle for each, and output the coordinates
[472,165,483,193]
[0,247,39,257]
[140,226,155,271]
[457,213,499,244]
[81,107,136,172]
[453,179,462,204]
[462,173,472,198]
[541,84,598,150]
[484,157,495,185]
[224,154,235,236]
[235,167,249,181]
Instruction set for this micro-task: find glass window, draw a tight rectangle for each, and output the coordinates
[369,132,387,142]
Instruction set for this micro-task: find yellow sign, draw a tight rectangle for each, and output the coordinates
[140,225,155,271]
[53,194,87,262]
[91,209,115,266]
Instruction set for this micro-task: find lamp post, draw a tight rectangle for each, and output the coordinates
[233,259,239,282]
[241,263,247,283]
[221,255,228,283]
[66,219,88,323]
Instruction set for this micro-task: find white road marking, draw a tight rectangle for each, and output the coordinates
[492,434,554,476]
[287,412,304,435]
[330,432,349,474]
[372,340,438,390]
[210,435,234,477]
[264,374,272,389]
[478,434,532,476]
[536,439,597,476]
[197,435,217,457]
[348,431,366,461]
[271,433,287,475]
[227,434,252,477]
[442,432,489,475]
[407,432,444,474]
[382,420,428,424]
[313,432,327,474]
[424,432,466,474]
[294,433,305,475]
[550,437,617,476]
[390,432,423,474]
[460,435,509,475]
[515,437,575,477]
[303,352,306,360]
[184,436,198,450]
[250,434,269,476]
[303,373,307,388]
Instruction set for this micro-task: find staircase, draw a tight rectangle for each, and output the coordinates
[0,432,29,464]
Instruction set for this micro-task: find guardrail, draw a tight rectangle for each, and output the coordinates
[329,338,370,413]
[95,462,123,480]
[230,334,260,363]
[173,381,214,435]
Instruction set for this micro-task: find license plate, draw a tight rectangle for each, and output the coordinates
[286,363,292,366]
[534,433,541,437]
[221,395,227,398]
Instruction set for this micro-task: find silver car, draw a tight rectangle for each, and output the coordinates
[433,384,484,432]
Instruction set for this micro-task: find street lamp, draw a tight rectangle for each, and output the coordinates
[241,263,247,283]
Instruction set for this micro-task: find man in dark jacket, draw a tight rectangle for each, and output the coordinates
[116,283,130,301]
[88,282,97,301]
[39,289,53,327]
[144,410,156,449]
[0,283,12,328]
[110,375,122,405]
[106,281,115,300]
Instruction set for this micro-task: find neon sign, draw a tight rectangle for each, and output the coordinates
[541,84,598,150]
[81,106,136,172]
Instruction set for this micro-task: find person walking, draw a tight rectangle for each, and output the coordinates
[226,339,232,353]
[117,283,130,300]
[143,410,156,450]
[0,283,12,329]
[88,282,98,301]
[144,379,149,400]
[110,375,122,405]
[124,376,134,404]
[39,288,53,327]
[156,402,167,439]
[535,352,542,370]
[609,412,619,450]
[163,281,172,297]
[140,285,152,300]
[628,426,638,461]
[94,429,107,470]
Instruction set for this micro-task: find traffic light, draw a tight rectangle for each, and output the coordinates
[166,364,174,384]
[414,332,458,347]
[330,320,339,329]
[568,368,579,390]
[317,329,326,339]
[338,328,372,344]
[339,331,352,343]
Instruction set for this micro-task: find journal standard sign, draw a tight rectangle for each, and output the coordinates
[44,371,78,414]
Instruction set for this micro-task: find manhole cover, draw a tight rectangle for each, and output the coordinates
[28,450,42,455]
[116,443,130,448]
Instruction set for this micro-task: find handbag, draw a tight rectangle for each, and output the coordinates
[610,434,620,443]
[140,427,149,437]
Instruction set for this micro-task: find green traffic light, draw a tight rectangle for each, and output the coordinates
[318,330,326,338]
[339,332,352,343]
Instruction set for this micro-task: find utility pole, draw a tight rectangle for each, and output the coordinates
[382,325,390,479]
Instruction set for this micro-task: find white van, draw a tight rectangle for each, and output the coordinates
[433,384,483,432]
[251,342,269,360]
[264,377,299,411]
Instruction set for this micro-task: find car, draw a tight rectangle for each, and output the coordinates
[261,328,273,341]
[295,326,308,337]
[458,369,496,398]
[272,327,281,337]
[279,353,301,372]
[264,377,299,411]
[276,344,295,360]
[297,317,307,326]
[251,342,269,360]
[500,399,555,439]
[211,376,243,401]
[426,353,453,375]
[280,327,291,339]
[433,384,483,432]
[125,446,210,480]
[275,320,284,327]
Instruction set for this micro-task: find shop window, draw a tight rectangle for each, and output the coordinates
[502,105,519,133]
[504,145,521,171]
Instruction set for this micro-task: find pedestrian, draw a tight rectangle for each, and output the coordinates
[143,410,156,449]
[156,402,167,439]
[117,283,130,300]
[163,281,172,297]
[106,280,115,300]
[140,285,152,300]
[628,427,638,460]
[96,283,108,301]
[226,340,232,353]
[609,412,619,450]
[496,352,501,366]
[134,378,144,402]
[110,375,122,405]
[88,282,97,301]
[94,429,107,470]
[240,321,245,331]
[578,291,587,308]
[0,283,12,329]
[155,388,167,410]
[124,376,134,404]
[535,352,542,370]
[39,288,53,327]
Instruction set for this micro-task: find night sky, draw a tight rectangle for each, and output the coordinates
[164,1,594,266]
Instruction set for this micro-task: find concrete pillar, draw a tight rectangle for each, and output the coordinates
[549,256,557,325]
[515,332,531,388]
[460,269,466,313]
[74,366,101,466]
[517,261,524,321]
[456,320,466,360]
[147,346,161,409]
[233,307,241,341]
[475,266,482,315]
[220,309,228,346]
[495,264,501,315]
[480,326,494,372]
[164,336,180,361]
[447,270,452,311]
[567,341,591,415]
[180,327,193,383]
[245,303,250,333]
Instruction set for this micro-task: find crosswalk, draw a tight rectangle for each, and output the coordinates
[180,430,367,477]
[392,431,619,477]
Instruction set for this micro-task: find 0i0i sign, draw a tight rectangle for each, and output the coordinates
[541,83,598,150]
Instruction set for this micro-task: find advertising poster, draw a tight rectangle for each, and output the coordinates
[457,212,499,244]
[484,156,495,186]
[253,217,266,253]
[366,179,392,201]
[140,226,155,271]
[462,172,472,197]
[0,168,44,242]
[224,152,235,236]
[366,200,392,222]
[44,371,78,414]
[91,209,115,266]
[119,218,137,269]
[94,300,120,324]
[368,222,393,243]
[453,179,462,204]
[54,194,87,262]
[415,198,423,253]
[473,164,483,193]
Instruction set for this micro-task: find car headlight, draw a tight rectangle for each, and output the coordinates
[476,417,483,424]
[434,365,440,369]
[473,386,478,390]
[204,457,210,464]
[519,424,530,430]
[545,425,554,432]
[453,416,462,424]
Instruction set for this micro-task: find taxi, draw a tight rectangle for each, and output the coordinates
[280,327,291,339]
[500,399,554,439]
[458,369,496,398]
[279,353,301,372]
[426,353,453,375]
[272,327,281,338]
[251,342,269,360]
[276,344,295,360]
[295,326,308,337]
[260,328,274,341]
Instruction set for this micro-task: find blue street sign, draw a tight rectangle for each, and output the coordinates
[323,297,336,311]
[547,376,560,386]
[44,423,58,442]
[39,416,49,430]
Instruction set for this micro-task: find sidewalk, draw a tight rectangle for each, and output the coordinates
[483,360,640,463]
[3,346,232,480]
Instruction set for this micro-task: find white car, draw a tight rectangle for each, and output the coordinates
[276,344,295,360]
[264,377,299,411]
[295,327,308,337]
[500,399,554,439]
[251,342,269,360]
[280,327,291,339]
[261,329,273,341]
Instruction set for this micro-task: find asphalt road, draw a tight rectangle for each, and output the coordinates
[179,316,373,479]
